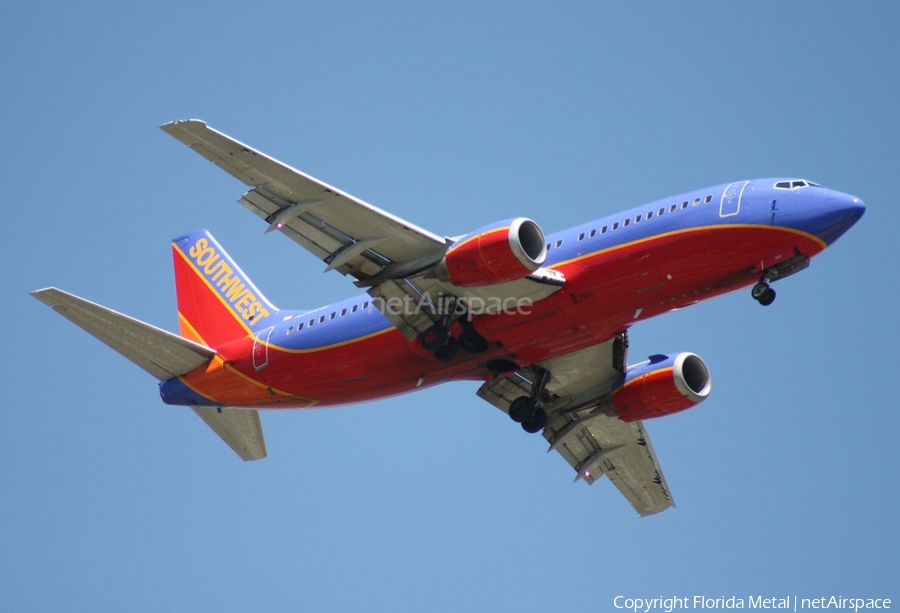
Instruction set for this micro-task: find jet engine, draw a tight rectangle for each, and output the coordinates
[436,218,547,287]
[612,352,711,422]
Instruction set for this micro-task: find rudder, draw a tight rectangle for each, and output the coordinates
[172,229,279,347]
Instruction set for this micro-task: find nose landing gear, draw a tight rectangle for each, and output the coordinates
[750,251,810,307]
[751,281,776,306]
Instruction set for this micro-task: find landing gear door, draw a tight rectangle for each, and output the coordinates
[720,181,749,218]
[253,327,274,371]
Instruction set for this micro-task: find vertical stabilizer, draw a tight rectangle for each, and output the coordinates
[172,229,278,347]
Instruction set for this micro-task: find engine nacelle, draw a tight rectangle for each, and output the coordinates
[612,352,711,422]
[436,218,547,287]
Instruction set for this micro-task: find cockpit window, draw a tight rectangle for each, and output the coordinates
[775,179,820,190]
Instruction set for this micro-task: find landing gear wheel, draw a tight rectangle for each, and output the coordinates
[751,282,776,306]
[433,336,459,362]
[521,408,547,434]
[751,282,769,300]
[459,325,489,353]
[420,325,449,352]
[508,396,536,423]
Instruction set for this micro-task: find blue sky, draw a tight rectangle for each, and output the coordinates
[3,2,898,611]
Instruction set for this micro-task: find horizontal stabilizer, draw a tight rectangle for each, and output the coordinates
[32,287,215,381]
[192,407,267,461]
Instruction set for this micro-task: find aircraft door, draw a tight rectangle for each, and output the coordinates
[252,326,274,371]
[719,181,749,218]
[768,188,794,225]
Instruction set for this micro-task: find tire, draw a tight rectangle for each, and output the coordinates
[751,283,769,300]
[521,408,547,434]
[758,287,776,306]
[434,337,459,362]
[508,396,536,423]
[420,325,449,352]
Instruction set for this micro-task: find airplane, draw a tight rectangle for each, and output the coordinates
[32,120,865,516]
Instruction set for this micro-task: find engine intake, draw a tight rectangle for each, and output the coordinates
[436,218,547,287]
[612,352,711,422]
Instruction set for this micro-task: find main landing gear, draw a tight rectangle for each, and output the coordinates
[751,281,776,306]
[419,320,489,362]
[508,366,550,434]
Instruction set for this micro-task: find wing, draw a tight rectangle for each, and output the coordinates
[161,120,564,339]
[477,334,675,516]
[160,119,448,283]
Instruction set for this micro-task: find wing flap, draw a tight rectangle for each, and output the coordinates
[32,287,214,381]
[192,407,267,462]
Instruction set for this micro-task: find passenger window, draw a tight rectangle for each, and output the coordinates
[555,239,563,248]
[705,195,713,203]
[578,232,585,241]
[635,214,642,223]
[308,319,315,327]
[589,229,596,238]
[363,301,370,310]
[329,312,335,320]
[670,204,677,213]
[351,304,358,314]
[340,308,347,316]
[658,208,665,216]
[693,198,701,206]
[623,218,630,227]
[298,323,304,331]
[681,201,688,209]
[612,222,619,230]
[647,211,653,219]
[286,326,294,335]
[601,225,608,234]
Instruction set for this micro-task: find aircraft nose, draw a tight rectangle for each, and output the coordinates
[846,196,866,224]
[820,191,865,245]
